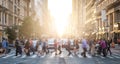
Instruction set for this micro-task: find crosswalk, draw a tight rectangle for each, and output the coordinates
[95,53,120,59]
[0,50,120,59]
[0,53,46,59]
[0,50,92,59]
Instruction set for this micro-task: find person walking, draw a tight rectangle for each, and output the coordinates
[37,40,43,56]
[106,38,112,55]
[15,39,22,56]
[88,39,94,54]
[24,39,30,56]
[91,39,96,56]
[42,39,47,55]
[81,38,88,58]
[98,39,102,55]
[100,39,107,57]
[54,39,58,55]
[2,38,9,56]
[58,39,62,55]
[73,39,79,55]
[32,39,38,52]
[66,39,72,56]
[29,39,35,55]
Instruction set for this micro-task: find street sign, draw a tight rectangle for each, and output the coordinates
[101,9,107,22]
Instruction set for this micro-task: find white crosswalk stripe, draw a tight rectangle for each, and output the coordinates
[1,49,120,59]
[77,53,92,58]
[95,53,120,59]
[2,54,15,58]
[30,55,37,58]
[113,55,120,58]
[107,56,114,58]
[20,55,26,58]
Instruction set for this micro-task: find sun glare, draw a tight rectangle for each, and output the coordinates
[48,0,72,36]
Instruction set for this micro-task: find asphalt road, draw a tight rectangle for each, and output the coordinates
[0,44,120,64]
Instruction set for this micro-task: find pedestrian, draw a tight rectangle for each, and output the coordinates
[73,39,79,55]
[24,39,30,56]
[98,39,102,55]
[54,39,58,55]
[42,39,47,55]
[15,39,22,56]
[106,38,112,55]
[2,38,9,56]
[88,38,94,54]
[45,39,49,54]
[37,40,43,56]
[81,37,88,58]
[66,39,72,56]
[32,38,38,52]
[29,39,35,55]
[58,39,62,55]
[100,39,107,57]
[91,39,96,56]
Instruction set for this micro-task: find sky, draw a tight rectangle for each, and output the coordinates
[48,0,72,35]
[48,0,72,18]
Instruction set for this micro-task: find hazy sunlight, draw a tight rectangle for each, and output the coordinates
[48,0,72,36]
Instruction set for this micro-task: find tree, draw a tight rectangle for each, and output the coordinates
[5,27,17,43]
[19,16,34,38]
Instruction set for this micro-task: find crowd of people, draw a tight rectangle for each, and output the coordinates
[0,37,114,58]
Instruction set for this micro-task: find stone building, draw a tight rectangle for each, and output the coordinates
[95,0,120,42]
[0,0,30,41]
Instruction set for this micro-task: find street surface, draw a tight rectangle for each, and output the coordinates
[0,44,120,64]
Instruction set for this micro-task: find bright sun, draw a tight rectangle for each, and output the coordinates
[48,0,72,36]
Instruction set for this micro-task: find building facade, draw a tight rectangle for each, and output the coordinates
[72,0,86,37]
[95,0,120,43]
[30,0,48,36]
[0,0,30,41]
[85,0,96,38]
